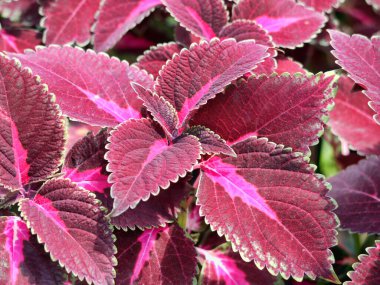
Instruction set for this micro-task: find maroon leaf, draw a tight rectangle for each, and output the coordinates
[0,216,65,285]
[297,0,342,12]
[19,178,116,285]
[106,119,201,217]
[346,241,380,285]
[276,57,307,74]
[329,30,380,123]
[0,188,20,209]
[0,28,40,53]
[111,179,192,230]
[191,74,334,155]
[10,46,154,126]
[328,76,380,155]
[197,137,338,282]
[93,0,162,52]
[162,0,228,40]
[115,224,197,284]
[40,0,100,46]
[328,156,380,234]
[0,53,65,190]
[135,42,182,79]
[155,38,269,128]
[197,248,277,285]
[232,0,326,48]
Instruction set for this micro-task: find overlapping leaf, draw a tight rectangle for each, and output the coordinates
[106,119,201,217]
[93,0,162,52]
[115,224,197,284]
[328,156,380,234]
[276,57,307,74]
[197,137,338,281]
[10,46,154,126]
[298,0,342,12]
[19,178,116,285]
[155,38,268,127]
[0,53,65,190]
[329,30,380,123]
[0,28,40,53]
[191,74,334,155]
[232,0,326,48]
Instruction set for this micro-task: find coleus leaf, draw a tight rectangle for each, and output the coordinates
[154,38,269,128]
[197,248,277,285]
[0,28,40,53]
[106,119,201,217]
[0,188,20,209]
[135,42,182,79]
[0,216,65,285]
[191,73,335,155]
[346,241,380,285]
[10,46,154,126]
[0,0,35,22]
[115,224,197,284]
[111,179,192,230]
[40,0,101,46]
[366,0,380,10]
[0,53,65,190]
[329,30,380,123]
[276,57,307,74]
[328,76,380,155]
[197,137,338,281]
[328,156,380,234]
[297,0,342,12]
[19,178,116,285]
[93,0,162,52]
[232,0,327,48]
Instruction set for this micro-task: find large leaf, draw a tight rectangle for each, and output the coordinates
[329,30,380,123]
[10,46,154,126]
[197,137,338,282]
[154,38,268,128]
[191,74,335,155]
[0,53,65,190]
[298,0,342,12]
[0,28,40,53]
[40,0,101,46]
[115,224,197,284]
[328,156,380,234]
[93,0,162,52]
[328,76,380,155]
[106,119,201,217]
[162,0,228,40]
[0,216,65,285]
[232,0,326,48]
[19,178,116,285]
[346,241,380,285]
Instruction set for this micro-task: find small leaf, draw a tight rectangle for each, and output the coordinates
[0,28,40,53]
[297,0,342,12]
[19,178,116,285]
[276,57,307,74]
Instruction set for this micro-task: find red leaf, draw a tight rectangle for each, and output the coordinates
[10,46,154,126]
[93,0,161,52]
[297,0,342,12]
[197,137,338,282]
[106,119,201,217]
[19,178,116,285]
[276,57,307,74]
[41,0,101,46]
[0,28,40,53]
[115,224,197,284]
[0,53,65,190]
[155,38,269,128]
[232,0,326,48]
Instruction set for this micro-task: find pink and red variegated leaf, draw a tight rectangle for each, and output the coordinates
[93,0,162,52]
[19,178,116,285]
[329,30,380,123]
[135,42,182,79]
[197,137,338,282]
[162,0,228,40]
[0,28,40,53]
[0,216,66,285]
[328,156,380,234]
[197,248,277,285]
[40,0,101,46]
[346,241,380,285]
[232,0,326,48]
[115,224,197,284]
[111,179,192,230]
[328,76,380,155]
[186,126,236,157]
[10,46,154,126]
[0,53,65,190]
[106,119,201,217]
[298,0,342,12]
[191,74,334,155]
[155,38,269,128]
[276,57,307,74]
